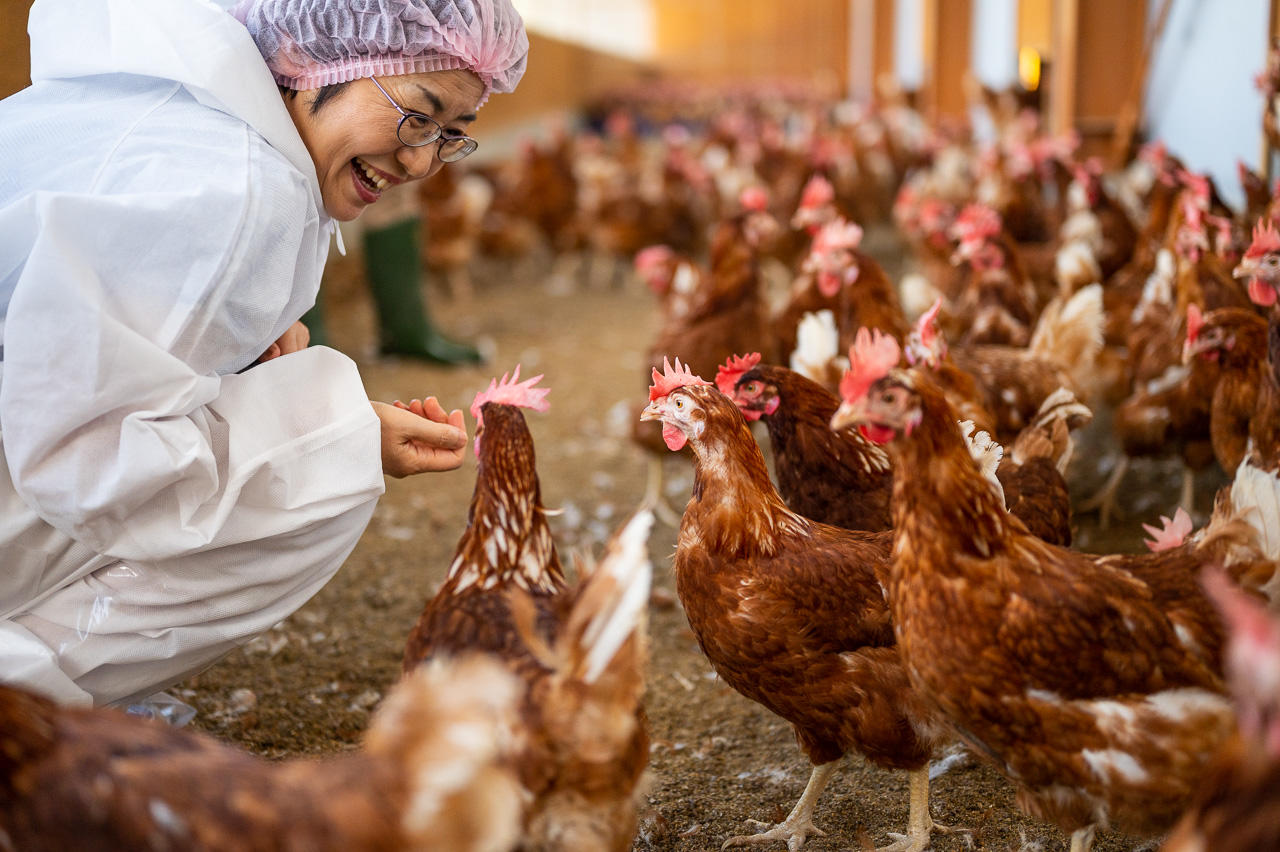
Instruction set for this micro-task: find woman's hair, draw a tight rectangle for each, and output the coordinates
[279,83,351,114]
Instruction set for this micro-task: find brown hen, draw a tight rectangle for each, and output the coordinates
[641,358,951,852]
[0,656,526,852]
[832,338,1279,852]
[403,369,651,852]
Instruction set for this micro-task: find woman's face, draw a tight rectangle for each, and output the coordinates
[286,69,485,221]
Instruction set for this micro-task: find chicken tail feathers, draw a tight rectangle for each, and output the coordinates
[1028,282,1104,379]
[361,656,525,851]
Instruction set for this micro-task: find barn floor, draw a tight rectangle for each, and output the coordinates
[177,225,1214,852]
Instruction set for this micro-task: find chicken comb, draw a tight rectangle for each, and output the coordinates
[1245,218,1280,258]
[714,352,761,395]
[739,185,770,212]
[907,298,944,364]
[797,175,835,211]
[469,365,550,421]
[838,327,902,403]
[634,244,674,274]
[811,218,864,255]
[1185,302,1205,344]
[1142,507,1194,552]
[951,203,1002,242]
[648,357,710,401]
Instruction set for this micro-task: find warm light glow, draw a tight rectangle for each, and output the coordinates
[1018,45,1041,91]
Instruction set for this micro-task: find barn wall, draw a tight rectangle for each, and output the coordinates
[1144,0,1269,208]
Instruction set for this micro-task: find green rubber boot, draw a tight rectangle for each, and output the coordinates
[363,217,482,365]
[300,297,329,348]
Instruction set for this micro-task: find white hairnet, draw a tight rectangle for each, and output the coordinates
[231,0,528,105]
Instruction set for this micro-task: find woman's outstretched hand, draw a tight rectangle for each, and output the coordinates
[372,397,467,476]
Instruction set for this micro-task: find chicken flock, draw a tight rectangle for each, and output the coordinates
[6,60,1280,852]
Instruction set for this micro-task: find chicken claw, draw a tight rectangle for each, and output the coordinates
[720,817,826,852]
[721,761,836,851]
[873,768,971,852]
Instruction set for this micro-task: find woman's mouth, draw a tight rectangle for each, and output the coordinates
[351,157,390,203]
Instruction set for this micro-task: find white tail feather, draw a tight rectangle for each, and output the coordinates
[578,510,654,684]
[1230,456,1280,565]
[959,419,1006,505]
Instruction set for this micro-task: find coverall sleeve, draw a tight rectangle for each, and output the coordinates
[0,183,384,563]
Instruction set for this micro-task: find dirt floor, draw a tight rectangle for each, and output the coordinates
[177,226,1216,852]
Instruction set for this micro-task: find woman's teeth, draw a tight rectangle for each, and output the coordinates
[354,158,390,191]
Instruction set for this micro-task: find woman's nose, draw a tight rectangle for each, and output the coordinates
[397,143,442,180]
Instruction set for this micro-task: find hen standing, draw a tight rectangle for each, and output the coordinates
[641,358,952,852]
[403,369,651,852]
[716,352,894,532]
[831,334,1275,852]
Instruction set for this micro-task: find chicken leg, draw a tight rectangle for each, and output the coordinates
[721,760,835,851]
[875,767,966,852]
[1069,824,1097,852]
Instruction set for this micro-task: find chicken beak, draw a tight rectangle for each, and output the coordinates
[829,397,868,432]
[639,400,665,423]
[1232,256,1258,281]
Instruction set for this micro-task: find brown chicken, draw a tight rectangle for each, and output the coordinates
[716,352,894,532]
[640,357,951,852]
[402,369,651,852]
[988,387,1093,547]
[1161,568,1280,852]
[772,214,909,360]
[904,287,1103,444]
[0,655,527,852]
[831,336,1278,852]
[1182,304,1269,473]
[947,202,1040,346]
[631,188,782,521]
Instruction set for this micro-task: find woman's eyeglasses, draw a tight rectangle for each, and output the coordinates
[370,76,478,163]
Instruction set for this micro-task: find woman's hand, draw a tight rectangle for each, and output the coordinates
[257,321,311,363]
[372,398,467,477]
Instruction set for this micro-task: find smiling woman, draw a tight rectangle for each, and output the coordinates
[0,0,525,711]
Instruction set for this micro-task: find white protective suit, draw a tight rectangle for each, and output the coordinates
[0,0,385,706]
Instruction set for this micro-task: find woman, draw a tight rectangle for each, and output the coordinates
[0,0,527,707]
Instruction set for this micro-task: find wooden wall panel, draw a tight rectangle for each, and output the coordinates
[1,1,34,100]
[921,0,972,121]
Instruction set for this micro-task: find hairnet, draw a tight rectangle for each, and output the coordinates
[231,0,528,105]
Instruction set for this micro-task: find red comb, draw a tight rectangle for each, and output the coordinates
[649,357,710,401]
[838,327,902,404]
[798,175,835,211]
[916,298,942,348]
[1245,218,1280,258]
[634,244,673,273]
[740,185,769,212]
[1185,303,1205,344]
[1143,508,1194,552]
[952,204,1002,242]
[715,352,761,394]
[469,365,549,422]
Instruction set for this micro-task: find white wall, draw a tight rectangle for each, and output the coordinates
[894,0,924,89]
[971,0,1018,89]
[1144,0,1268,209]
[517,0,655,61]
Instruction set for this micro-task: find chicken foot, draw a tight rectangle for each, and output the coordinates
[721,760,836,851]
[642,456,684,527]
[875,767,968,852]
[1076,455,1129,529]
[1068,824,1097,852]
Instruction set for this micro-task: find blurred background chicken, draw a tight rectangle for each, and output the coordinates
[0,656,526,852]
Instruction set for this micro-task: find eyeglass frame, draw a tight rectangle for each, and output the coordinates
[369,75,478,163]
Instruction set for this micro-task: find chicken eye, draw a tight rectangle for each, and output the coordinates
[674,398,685,409]
[744,382,759,394]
